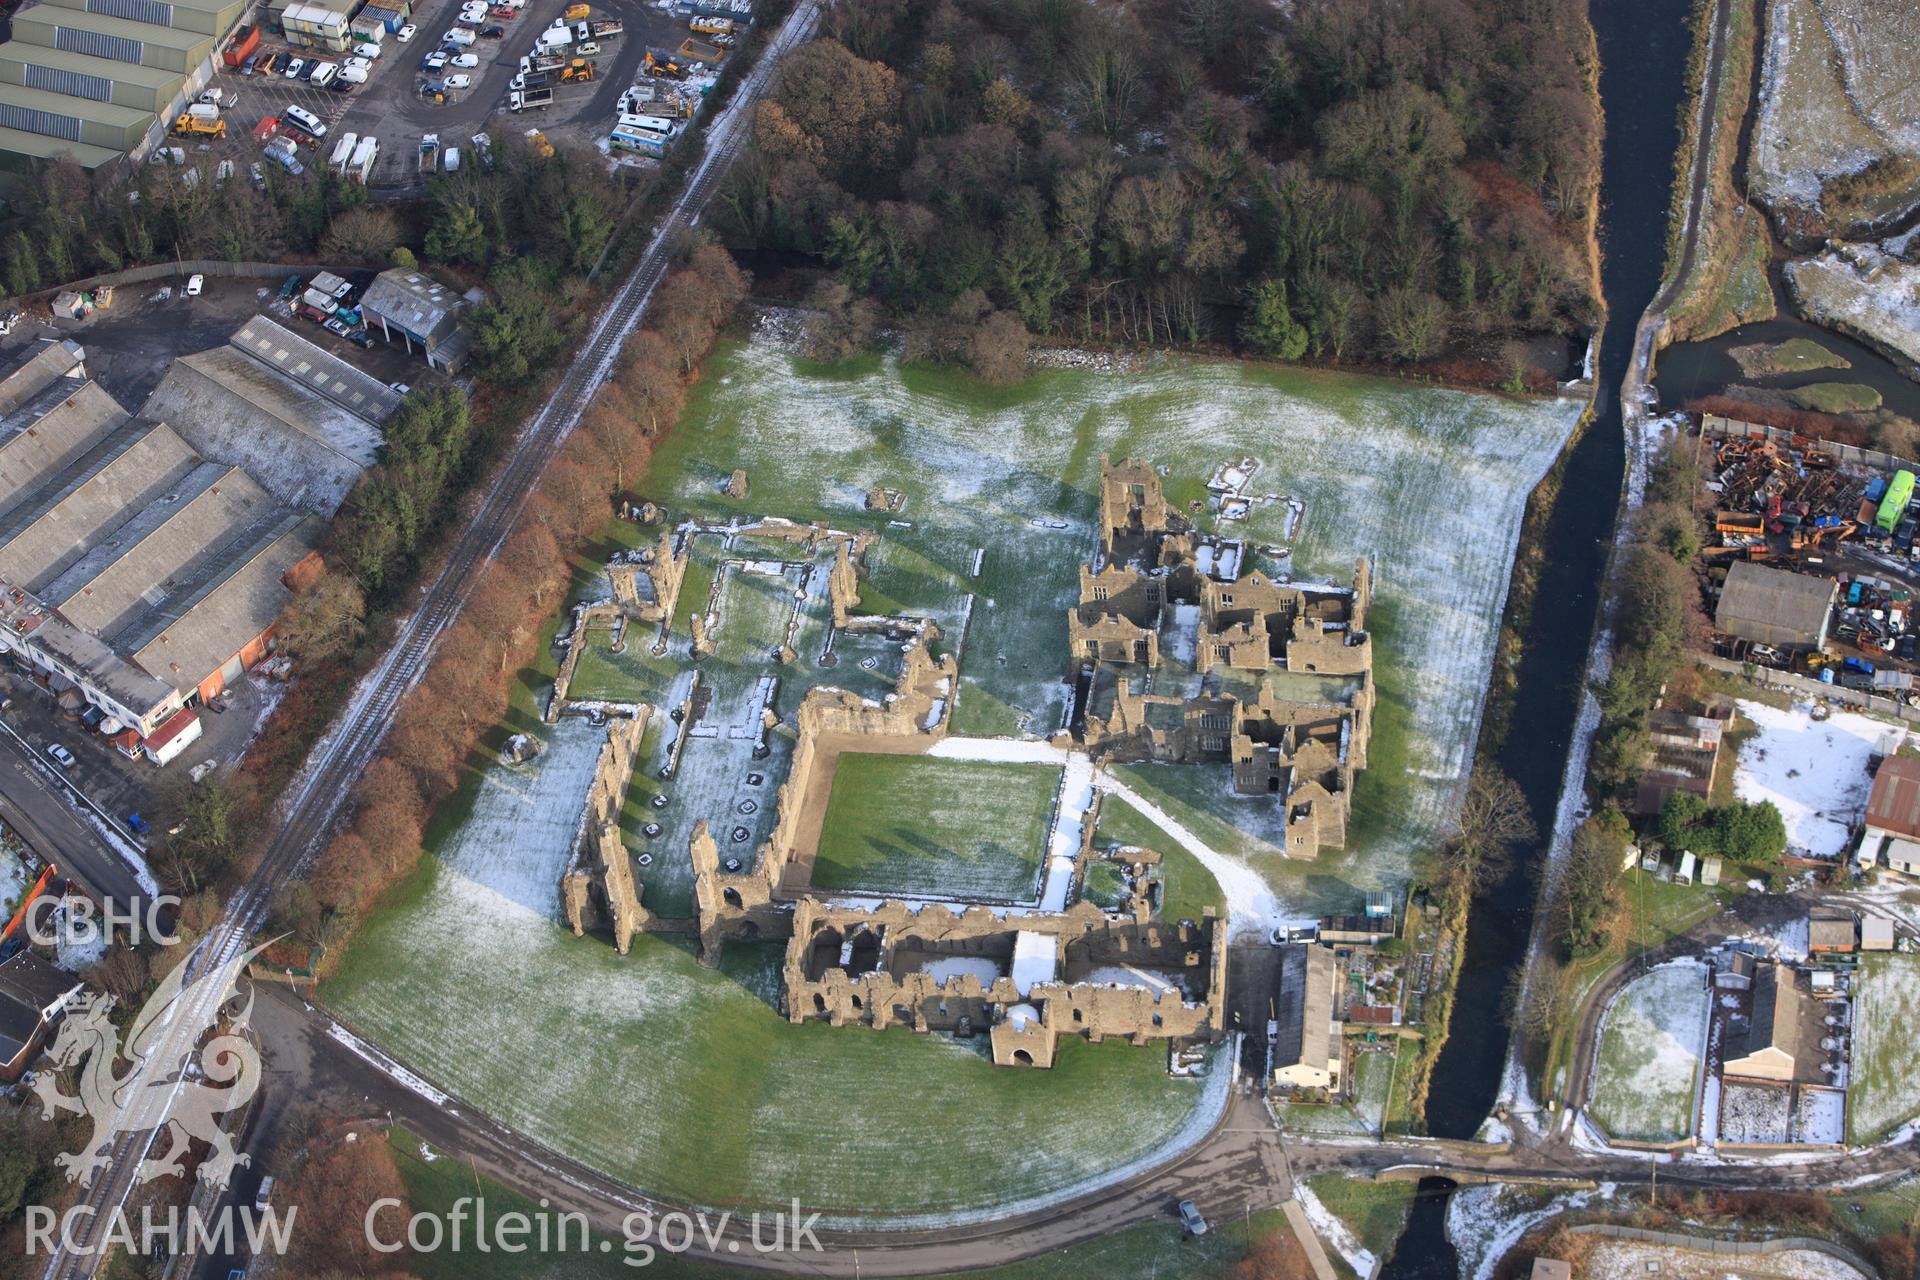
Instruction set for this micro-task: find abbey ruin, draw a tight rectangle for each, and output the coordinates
[547,457,1376,1068]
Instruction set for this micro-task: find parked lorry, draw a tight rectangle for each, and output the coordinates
[347,134,378,182]
[224,24,260,66]
[520,51,565,72]
[419,131,438,172]
[590,18,621,37]
[509,86,553,110]
[690,15,734,34]
[173,114,226,138]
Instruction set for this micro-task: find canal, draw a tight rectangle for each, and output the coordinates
[1378,0,1694,1272]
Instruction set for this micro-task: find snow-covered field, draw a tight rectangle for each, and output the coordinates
[1588,960,1711,1143]
[1585,1238,1868,1280]
[0,835,27,919]
[1730,699,1901,857]
[1849,951,1920,1142]
[1786,245,1920,365]
[654,329,1583,913]
[1751,0,1920,216]
[1446,1183,1612,1280]
[1794,1085,1847,1144]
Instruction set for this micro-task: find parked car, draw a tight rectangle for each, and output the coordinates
[45,744,75,769]
[126,813,150,836]
[255,1176,275,1213]
[480,24,505,37]
[443,27,475,44]
[444,73,472,89]
[346,328,374,349]
[396,23,417,41]
[1176,1201,1207,1237]
[79,705,104,730]
[240,53,261,74]
[184,273,204,297]
[353,41,382,58]
[577,40,599,55]
[298,59,319,80]
[250,161,266,188]
[345,56,371,70]
[322,316,354,339]
[451,52,478,67]
[422,51,450,69]
[295,301,330,323]
[283,56,306,78]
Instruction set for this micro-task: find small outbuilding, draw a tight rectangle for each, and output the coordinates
[1715,561,1838,652]
[360,268,472,372]
[1862,914,1896,952]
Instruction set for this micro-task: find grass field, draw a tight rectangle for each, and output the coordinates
[327,724,1218,1218]
[811,754,1060,900]
[392,1124,1291,1279]
[1789,381,1882,413]
[332,326,1578,1220]
[1301,1175,1417,1271]
[1850,952,1920,1143]
[1588,960,1710,1144]
[1092,794,1227,924]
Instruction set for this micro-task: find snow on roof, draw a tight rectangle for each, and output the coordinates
[1010,931,1057,997]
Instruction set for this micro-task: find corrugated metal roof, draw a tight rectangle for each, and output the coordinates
[14,6,215,53]
[0,44,182,90]
[0,81,151,130]
[0,122,120,165]
[1716,561,1836,647]
[228,315,401,424]
[0,381,131,521]
[362,268,467,347]
[1868,756,1920,840]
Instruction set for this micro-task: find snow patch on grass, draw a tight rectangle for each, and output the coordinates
[1850,951,1920,1142]
[1730,699,1900,857]
[1588,959,1710,1143]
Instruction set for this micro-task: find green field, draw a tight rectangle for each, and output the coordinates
[1301,1174,1417,1272]
[1092,794,1228,924]
[1850,952,1920,1143]
[392,1124,1292,1280]
[1588,961,1709,1144]
[810,754,1059,900]
[327,723,1218,1218]
[332,331,1580,1221]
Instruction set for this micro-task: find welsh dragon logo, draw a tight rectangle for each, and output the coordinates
[29,940,272,1190]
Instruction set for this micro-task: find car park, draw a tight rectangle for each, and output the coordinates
[445,74,472,89]
[451,52,479,67]
[45,744,75,769]
[284,56,306,78]
[396,23,417,41]
[353,41,382,58]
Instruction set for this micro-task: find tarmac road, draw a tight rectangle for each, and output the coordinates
[0,722,147,911]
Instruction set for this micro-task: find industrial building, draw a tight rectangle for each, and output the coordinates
[0,339,324,762]
[1714,560,1838,653]
[0,0,249,172]
[141,315,396,516]
[361,268,475,372]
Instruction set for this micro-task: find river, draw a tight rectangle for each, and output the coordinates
[1375,0,1692,1272]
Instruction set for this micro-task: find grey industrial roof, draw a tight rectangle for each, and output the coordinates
[0,340,84,413]
[0,43,185,92]
[1716,561,1836,647]
[12,7,216,54]
[229,315,401,424]
[0,82,152,132]
[0,950,81,1013]
[0,381,131,520]
[141,348,383,516]
[1273,942,1334,1073]
[362,269,467,347]
[0,124,120,168]
[126,510,319,694]
[0,417,202,590]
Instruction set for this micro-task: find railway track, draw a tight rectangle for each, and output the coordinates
[42,6,820,1275]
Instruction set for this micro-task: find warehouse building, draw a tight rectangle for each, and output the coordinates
[361,268,474,372]
[141,315,396,516]
[1714,561,1838,653]
[0,0,248,172]
[0,341,323,760]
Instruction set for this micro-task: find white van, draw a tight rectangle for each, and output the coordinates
[186,102,220,123]
[282,104,328,138]
[339,64,369,85]
[309,61,339,89]
[443,145,461,172]
[620,114,673,135]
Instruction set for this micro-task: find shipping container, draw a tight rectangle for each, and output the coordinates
[225,24,261,66]
[1878,470,1915,534]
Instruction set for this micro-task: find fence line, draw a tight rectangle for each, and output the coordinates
[1695,653,1920,725]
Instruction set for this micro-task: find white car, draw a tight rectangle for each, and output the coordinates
[424,51,450,69]
[283,56,306,78]
[443,27,475,44]
[353,41,382,58]
[451,52,479,67]
[184,273,204,297]
[445,73,472,89]
[46,743,75,769]
[577,41,599,55]
[395,23,417,41]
